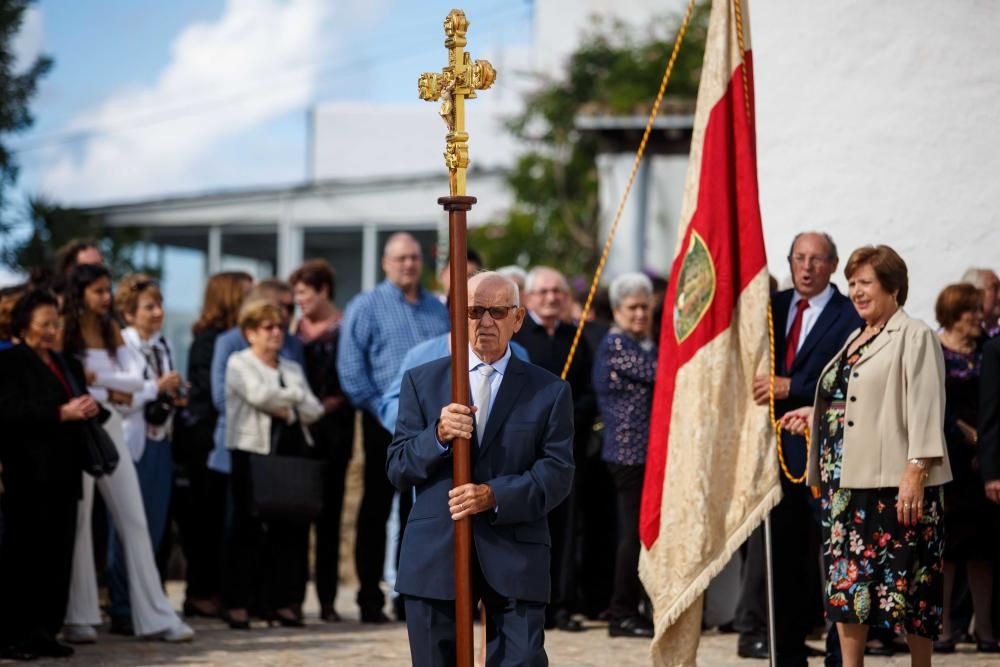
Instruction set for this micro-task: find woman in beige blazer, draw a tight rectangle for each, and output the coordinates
[783,245,951,667]
[221,300,322,630]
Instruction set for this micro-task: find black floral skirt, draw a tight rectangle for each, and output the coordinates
[819,406,945,638]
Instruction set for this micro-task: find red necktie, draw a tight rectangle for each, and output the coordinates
[785,299,810,370]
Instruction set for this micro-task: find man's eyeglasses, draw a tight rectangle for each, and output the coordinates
[467,305,518,320]
[789,255,831,267]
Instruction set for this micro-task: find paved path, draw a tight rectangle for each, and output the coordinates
[17,583,992,666]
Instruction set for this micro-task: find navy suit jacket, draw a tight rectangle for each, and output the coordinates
[386,353,575,603]
[773,285,862,474]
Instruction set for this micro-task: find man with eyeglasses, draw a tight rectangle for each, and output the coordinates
[736,232,862,665]
[387,271,574,666]
[513,266,599,632]
[337,232,449,623]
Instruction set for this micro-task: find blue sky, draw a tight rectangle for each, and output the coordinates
[8,0,533,213]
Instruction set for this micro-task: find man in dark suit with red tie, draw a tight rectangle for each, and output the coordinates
[735,232,862,666]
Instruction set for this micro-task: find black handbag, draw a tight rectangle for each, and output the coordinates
[250,452,326,520]
[80,418,121,478]
[249,374,326,520]
[58,354,120,478]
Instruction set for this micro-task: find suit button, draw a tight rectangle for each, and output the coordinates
[847,421,854,427]
[852,372,859,378]
[849,396,857,402]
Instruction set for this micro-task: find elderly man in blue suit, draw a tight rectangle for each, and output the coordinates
[387,271,575,667]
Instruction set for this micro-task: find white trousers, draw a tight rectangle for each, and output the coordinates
[64,407,180,636]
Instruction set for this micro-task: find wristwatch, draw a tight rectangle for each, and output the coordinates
[908,458,928,469]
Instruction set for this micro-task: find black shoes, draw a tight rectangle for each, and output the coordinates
[270,610,304,628]
[737,639,769,659]
[319,605,342,623]
[0,643,38,661]
[975,636,1000,653]
[26,638,74,658]
[608,616,654,638]
[360,608,391,624]
[108,616,134,637]
[222,610,251,630]
[546,609,584,632]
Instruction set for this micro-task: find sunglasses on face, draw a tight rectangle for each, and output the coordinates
[467,305,518,320]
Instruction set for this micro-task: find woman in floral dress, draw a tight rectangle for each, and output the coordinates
[783,245,952,667]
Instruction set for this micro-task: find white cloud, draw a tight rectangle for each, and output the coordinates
[39,0,388,204]
[11,6,44,74]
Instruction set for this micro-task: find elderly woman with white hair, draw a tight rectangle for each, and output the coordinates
[592,272,658,639]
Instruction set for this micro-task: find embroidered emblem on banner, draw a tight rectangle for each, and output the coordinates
[673,231,716,343]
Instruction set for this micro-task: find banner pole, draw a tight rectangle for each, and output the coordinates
[763,514,778,667]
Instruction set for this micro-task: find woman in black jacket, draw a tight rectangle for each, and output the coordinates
[173,271,252,619]
[0,290,99,660]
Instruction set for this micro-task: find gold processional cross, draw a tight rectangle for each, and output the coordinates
[418,9,496,196]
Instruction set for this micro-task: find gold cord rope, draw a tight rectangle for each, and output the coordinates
[737,0,810,486]
[559,0,698,380]
[768,302,810,484]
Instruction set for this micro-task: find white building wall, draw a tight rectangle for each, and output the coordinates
[752,0,1000,323]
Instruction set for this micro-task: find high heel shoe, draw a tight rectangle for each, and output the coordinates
[222,609,250,630]
[270,609,304,628]
[183,599,220,618]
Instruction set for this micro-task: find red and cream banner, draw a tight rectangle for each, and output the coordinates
[638,0,777,664]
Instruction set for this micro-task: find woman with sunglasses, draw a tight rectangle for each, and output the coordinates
[60,264,194,644]
[222,299,322,629]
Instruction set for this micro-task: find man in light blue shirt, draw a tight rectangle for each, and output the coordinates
[337,232,449,622]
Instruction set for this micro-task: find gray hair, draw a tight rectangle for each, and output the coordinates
[788,232,838,260]
[961,267,996,289]
[470,271,520,307]
[524,266,569,294]
[496,265,527,289]
[609,272,653,310]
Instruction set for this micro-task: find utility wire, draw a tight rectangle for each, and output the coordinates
[11,2,530,157]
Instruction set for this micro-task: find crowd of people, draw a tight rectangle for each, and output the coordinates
[0,231,998,665]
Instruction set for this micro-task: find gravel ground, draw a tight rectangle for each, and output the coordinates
[14,582,993,667]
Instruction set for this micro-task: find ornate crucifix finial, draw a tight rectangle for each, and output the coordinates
[418,9,496,196]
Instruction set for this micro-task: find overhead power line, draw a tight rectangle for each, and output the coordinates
[11,2,530,158]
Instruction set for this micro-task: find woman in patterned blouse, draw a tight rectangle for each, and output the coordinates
[592,272,657,639]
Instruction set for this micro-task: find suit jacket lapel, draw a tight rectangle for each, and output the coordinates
[478,354,528,456]
[791,288,846,372]
[850,309,906,369]
[771,291,792,373]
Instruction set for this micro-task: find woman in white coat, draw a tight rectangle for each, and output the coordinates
[60,264,193,644]
[221,299,322,629]
[106,274,186,632]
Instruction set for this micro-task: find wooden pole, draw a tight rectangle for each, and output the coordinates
[440,194,476,667]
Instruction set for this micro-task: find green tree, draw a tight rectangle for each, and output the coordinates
[469,4,709,278]
[6,196,148,279]
[0,0,51,230]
